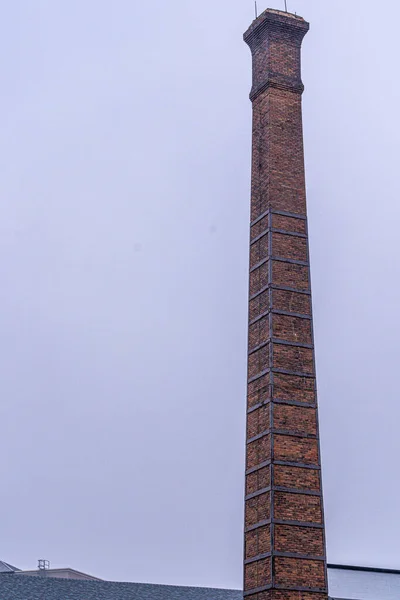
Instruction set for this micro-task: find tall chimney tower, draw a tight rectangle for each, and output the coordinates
[243,9,328,600]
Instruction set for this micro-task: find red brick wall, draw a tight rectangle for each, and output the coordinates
[243,9,327,600]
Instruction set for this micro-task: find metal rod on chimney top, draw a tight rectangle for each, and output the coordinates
[284,0,288,11]
[255,1,258,18]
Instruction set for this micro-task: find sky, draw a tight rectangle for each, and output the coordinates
[0,0,400,590]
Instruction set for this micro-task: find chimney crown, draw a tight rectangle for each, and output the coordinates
[244,9,309,101]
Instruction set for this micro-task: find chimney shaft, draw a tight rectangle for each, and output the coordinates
[243,10,328,600]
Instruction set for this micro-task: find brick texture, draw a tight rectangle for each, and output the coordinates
[247,405,270,438]
[246,466,271,495]
[245,525,272,559]
[245,491,271,528]
[272,289,311,316]
[243,9,327,599]
[272,314,312,345]
[245,593,327,600]
[274,435,319,466]
[274,558,325,589]
[275,525,324,556]
[274,492,322,523]
[273,404,317,436]
[274,465,320,492]
[247,373,270,408]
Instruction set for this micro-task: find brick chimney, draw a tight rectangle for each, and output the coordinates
[243,9,328,600]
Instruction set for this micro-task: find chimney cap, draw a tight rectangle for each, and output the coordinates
[263,8,305,21]
[244,7,309,49]
[249,7,308,27]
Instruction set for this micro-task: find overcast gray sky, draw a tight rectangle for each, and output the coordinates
[1,0,400,589]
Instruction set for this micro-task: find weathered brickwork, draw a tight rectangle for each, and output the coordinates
[274,435,319,465]
[272,289,311,316]
[246,593,327,600]
[275,524,324,556]
[274,465,320,492]
[246,466,271,495]
[249,291,270,322]
[247,434,271,470]
[272,214,307,235]
[247,405,270,438]
[273,373,315,403]
[274,558,325,588]
[249,316,269,349]
[245,558,272,591]
[272,261,309,291]
[274,492,322,523]
[272,233,308,262]
[247,374,270,409]
[245,491,271,528]
[251,233,270,266]
[243,9,327,599]
[273,344,314,374]
[272,314,312,345]
[249,345,270,379]
[245,525,272,559]
[251,216,269,240]
[272,593,326,600]
[250,263,269,296]
[273,404,317,436]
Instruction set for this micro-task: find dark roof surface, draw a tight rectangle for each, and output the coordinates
[1,565,397,600]
[0,574,243,600]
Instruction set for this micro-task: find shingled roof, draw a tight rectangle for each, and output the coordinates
[0,574,243,600]
[1,564,399,599]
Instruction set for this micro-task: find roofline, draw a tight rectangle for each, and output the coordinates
[17,567,102,580]
[328,563,400,576]
[0,561,20,573]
